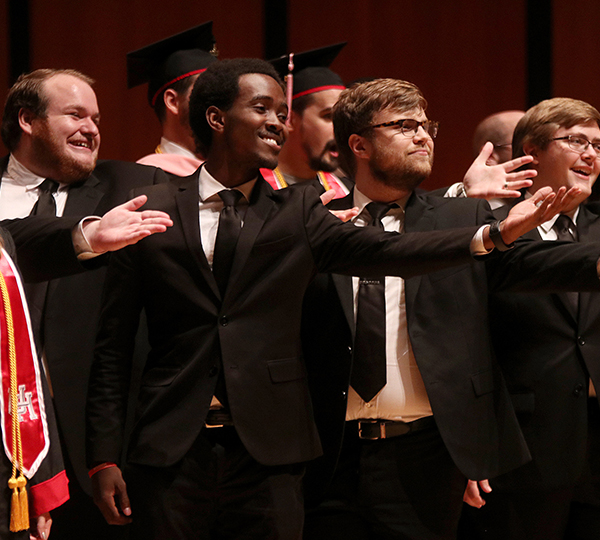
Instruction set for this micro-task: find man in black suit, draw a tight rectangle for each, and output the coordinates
[300,80,600,540]
[460,97,600,540]
[0,68,172,539]
[84,59,567,540]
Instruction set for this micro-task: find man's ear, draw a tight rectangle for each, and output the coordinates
[286,110,300,133]
[18,108,36,136]
[206,105,225,134]
[348,133,371,160]
[163,88,180,116]
[522,141,540,165]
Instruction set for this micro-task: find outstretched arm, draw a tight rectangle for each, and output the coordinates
[463,142,536,200]
[82,195,173,254]
[483,185,581,249]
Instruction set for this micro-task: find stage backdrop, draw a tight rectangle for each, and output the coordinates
[1,1,596,190]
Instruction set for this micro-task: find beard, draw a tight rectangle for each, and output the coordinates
[32,122,97,183]
[369,145,433,192]
[306,139,339,173]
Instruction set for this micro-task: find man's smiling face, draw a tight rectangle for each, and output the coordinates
[222,73,288,171]
[528,120,600,211]
[30,73,100,182]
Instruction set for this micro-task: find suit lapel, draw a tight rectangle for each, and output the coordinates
[226,178,275,301]
[327,193,356,333]
[404,193,435,312]
[332,273,355,336]
[576,205,600,328]
[63,173,105,216]
[174,171,221,300]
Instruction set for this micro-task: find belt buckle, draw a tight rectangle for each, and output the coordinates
[358,420,385,440]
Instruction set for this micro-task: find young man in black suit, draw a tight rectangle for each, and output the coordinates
[301,80,600,540]
[86,59,582,540]
[461,98,600,540]
[0,68,172,539]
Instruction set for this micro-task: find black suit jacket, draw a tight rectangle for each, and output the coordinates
[302,191,600,501]
[490,202,600,490]
[86,171,497,470]
[0,156,169,495]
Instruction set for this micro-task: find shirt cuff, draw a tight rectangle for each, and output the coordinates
[470,225,493,255]
[73,217,104,260]
[444,182,467,198]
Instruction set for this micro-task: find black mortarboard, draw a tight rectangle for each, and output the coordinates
[127,22,218,107]
[269,42,346,99]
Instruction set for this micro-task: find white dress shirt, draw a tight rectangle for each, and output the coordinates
[346,188,433,422]
[197,166,255,267]
[1,155,69,218]
[160,137,198,160]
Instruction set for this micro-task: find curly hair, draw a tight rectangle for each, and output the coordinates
[188,58,283,152]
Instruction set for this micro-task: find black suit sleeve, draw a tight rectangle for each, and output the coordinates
[302,186,480,278]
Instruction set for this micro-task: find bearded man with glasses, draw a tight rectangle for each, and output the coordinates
[301,84,600,540]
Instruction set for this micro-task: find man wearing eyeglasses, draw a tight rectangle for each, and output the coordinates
[457,98,600,540]
[301,84,600,540]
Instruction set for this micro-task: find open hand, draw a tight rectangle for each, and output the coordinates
[83,195,173,253]
[463,142,536,200]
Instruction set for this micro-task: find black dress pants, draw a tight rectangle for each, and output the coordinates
[125,426,305,540]
[305,419,466,540]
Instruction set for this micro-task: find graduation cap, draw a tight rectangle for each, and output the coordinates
[269,42,346,101]
[127,22,218,107]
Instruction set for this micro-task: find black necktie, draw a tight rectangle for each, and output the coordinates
[213,189,243,296]
[553,214,579,312]
[351,202,397,403]
[30,179,59,216]
[25,179,60,348]
[554,214,578,242]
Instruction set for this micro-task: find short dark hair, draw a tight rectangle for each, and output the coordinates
[1,68,94,152]
[291,93,314,116]
[189,58,283,152]
[333,78,427,176]
[153,76,196,123]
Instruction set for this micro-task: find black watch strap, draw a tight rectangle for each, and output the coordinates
[488,220,514,251]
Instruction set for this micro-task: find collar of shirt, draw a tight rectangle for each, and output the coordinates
[524,189,580,235]
[159,137,198,160]
[6,154,51,192]
[198,165,256,205]
[6,155,69,199]
[351,187,409,229]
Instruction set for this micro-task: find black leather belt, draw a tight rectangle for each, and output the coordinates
[355,416,435,440]
[205,409,234,428]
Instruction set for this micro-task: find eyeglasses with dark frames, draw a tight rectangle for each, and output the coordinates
[361,118,439,139]
[552,134,600,157]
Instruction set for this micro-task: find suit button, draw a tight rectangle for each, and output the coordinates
[209,366,218,377]
[341,391,347,399]
[578,336,586,346]
[219,316,229,326]
[573,384,584,397]
[347,346,352,354]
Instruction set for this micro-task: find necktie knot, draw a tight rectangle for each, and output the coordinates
[554,214,578,242]
[39,179,59,194]
[365,202,396,229]
[30,179,59,216]
[218,189,243,208]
